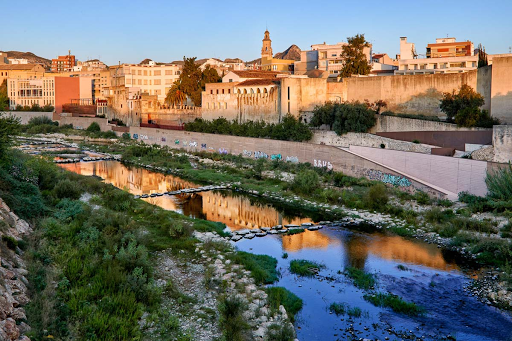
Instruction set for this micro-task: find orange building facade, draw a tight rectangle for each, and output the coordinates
[51,53,76,72]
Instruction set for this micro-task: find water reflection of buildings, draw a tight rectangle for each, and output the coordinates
[342,234,458,271]
[201,192,312,231]
[59,161,197,196]
[282,230,339,252]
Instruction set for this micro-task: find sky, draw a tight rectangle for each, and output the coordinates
[1,0,511,65]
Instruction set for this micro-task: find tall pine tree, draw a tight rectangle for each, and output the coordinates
[339,34,372,78]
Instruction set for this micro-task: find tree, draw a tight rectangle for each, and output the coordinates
[339,34,371,78]
[165,81,187,108]
[0,113,20,158]
[440,84,485,122]
[168,57,221,107]
[477,43,488,68]
[0,80,9,111]
[311,102,376,135]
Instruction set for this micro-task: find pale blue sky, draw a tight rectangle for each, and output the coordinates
[1,0,511,65]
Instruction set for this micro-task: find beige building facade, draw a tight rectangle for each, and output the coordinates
[8,77,55,108]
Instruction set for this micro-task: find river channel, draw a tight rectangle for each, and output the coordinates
[58,159,512,341]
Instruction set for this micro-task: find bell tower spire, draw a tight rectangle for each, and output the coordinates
[261,29,273,60]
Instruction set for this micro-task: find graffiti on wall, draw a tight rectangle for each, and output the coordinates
[133,134,139,139]
[174,139,180,145]
[367,169,412,187]
[243,150,252,157]
[201,143,207,149]
[219,148,228,154]
[189,142,197,147]
[254,151,268,159]
[286,156,299,163]
[314,159,333,170]
[271,154,282,160]
[161,137,166,142]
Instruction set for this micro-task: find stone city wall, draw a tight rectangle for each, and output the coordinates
[493,125,512,163]
[3,111,53,125]
[59,116,111,132]
[370,115,490,133]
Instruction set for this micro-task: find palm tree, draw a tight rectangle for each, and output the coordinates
[165,81,187,108]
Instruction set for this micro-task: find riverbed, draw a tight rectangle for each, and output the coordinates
[55,158,512,340]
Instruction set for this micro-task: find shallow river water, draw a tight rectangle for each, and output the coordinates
[59,160,512,341]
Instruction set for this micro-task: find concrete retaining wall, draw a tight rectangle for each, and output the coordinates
[59,116,110,132]
[311,130,432,154]
[371,115,489,133]
[4,111,53,125]
[493,125,512,163]
[128,127,449,198]
[349,146,488,196]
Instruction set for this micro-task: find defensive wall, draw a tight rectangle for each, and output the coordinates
[349,146,488,197]
[493,125,512,163]
[128,126,450,198]
[490,57,512,124]
[59,116,111,132]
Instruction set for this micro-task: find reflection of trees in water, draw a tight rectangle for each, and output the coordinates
[342,233,370,270]
[181,193,206,220]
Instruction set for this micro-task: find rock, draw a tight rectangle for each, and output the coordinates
[244,234,255,239]
[11,307,27,321]
[1,318,20,340]
[250,228,262,234]
[260,227,271,232]
[255,232,267,237]
[237,229,251,235]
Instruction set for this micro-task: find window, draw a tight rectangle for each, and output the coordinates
[165,79,173,85]
[143,70,147,76]
[165,70,172,75]
[211,90,213,94]
[154,70,161,76]
[154,79,161,85]
[287,87,290,100]
[138,70,142,75]
[222,89,224,94]
[216,89,219,94]
[229,79,233,82]
[228,89,231,94]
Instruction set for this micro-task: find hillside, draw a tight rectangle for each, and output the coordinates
[1,51,51,68]
[274,44,301,61]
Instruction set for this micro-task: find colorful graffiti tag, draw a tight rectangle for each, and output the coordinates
[242,150,252,157]
[286,156,299,163]
[367,169,411,187]
[201,143,207,149]
[270,154,282,160]
[254,151,268,159]
[219,148,228,154]
[174,139,180,145]
[189,142,198,147]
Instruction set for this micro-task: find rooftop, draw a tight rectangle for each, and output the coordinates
[236,79,280,87]
[0,63,42,70]
[230,70,282,79]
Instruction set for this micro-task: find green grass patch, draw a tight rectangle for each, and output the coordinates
[286,228,305,235]
[328,302,367,318]
[228,251,279,284]
[265,287,303,323]
[289,259,325,277]
[345,266,376,290]
[363,293,425,316]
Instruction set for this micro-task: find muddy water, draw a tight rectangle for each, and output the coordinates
[59,160,512,341]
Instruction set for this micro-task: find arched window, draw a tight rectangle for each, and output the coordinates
[243,89,247,94]
[250,88,254,94]
[257,88,261,94]
[264,88,268,94]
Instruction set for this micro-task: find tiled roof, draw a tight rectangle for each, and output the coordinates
[305,69,328,78]
[236,79,280,87]
[0,63,42,70]
[230,70,282,79]
[372,54,386,59]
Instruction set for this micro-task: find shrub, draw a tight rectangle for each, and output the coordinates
[2,235,18,250]
[265,287,303,323]
[344,267,376,290]
[311,102,376,135]
[364,183,388,209]
[86,122,101,132]
[122,132,131,140]
[53,179,83,200]
[265,323,295,341]
[27,116,57,126]
[412,139,420,144]
[292,170,319,195]
[219,296,251,341]
[289,259,324,277]
[486,163,512,200]
[414,191,431,205]
[424,207,454,224]
[364,293,424,316]
[380,143,385,149]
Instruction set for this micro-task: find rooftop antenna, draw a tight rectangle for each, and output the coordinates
[509,46,511,54]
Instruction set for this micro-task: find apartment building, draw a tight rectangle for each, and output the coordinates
[295,42,372,76]
[51,52,76,72]
[106,60,182,104]
[0,64,45,84]
[8,77,55,108]
[395,37,478,75]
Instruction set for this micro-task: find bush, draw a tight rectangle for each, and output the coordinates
[122,132,131,140]
[414,191,431,205]
[486,163,512,200]
[289,259,324,277]
[219,296,251,341]
[364,184,388,209]
[184,114,312,142]
[291,170,319,195]
[86,122,101,132]
[54,179,83,200]
[265,287,303,323]
[311,102,377,135]
[265,323,295,341]
[27,116,57,126]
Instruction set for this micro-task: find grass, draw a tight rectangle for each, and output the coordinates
[227,251,279,284]
[218,296,251,341]
[286,228,305,235]
[363,293,425,316]
[328,302,367,318]
[345,266,376,290]
[289,259,325,277]
[265,287,303,323]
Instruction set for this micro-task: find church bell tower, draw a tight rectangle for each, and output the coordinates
[261,30,273,60]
